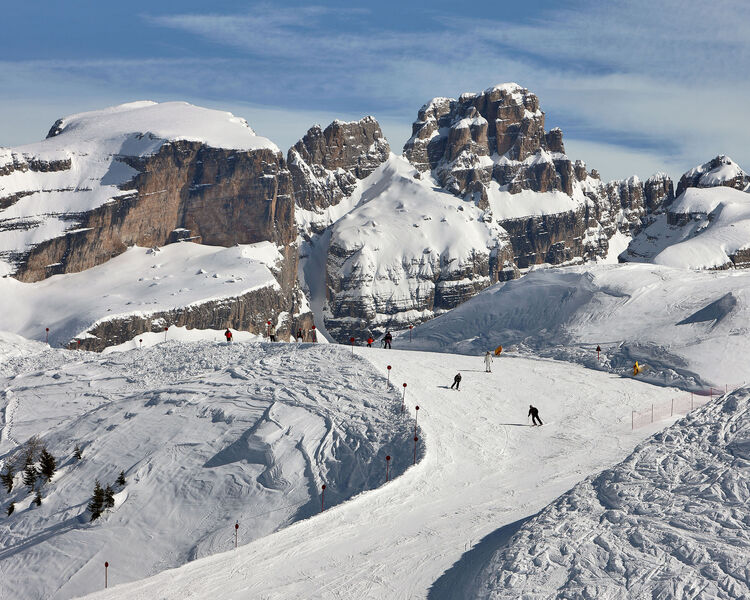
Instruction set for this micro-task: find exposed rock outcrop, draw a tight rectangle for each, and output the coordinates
[288,117,389,220]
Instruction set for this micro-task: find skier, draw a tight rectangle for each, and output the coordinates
[224,329,233,343]
[383,331,393,349]
[528,404,543,426]
[484,351,493,372]
[296,328,304,342]
[269,324,277,342]
[367,336,374,348]
[450,372,462,390]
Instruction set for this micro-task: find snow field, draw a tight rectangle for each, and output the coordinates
[0,341,413,599]
[81,345,679,600]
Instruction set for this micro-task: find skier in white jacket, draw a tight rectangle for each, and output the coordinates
[484,351,493,372]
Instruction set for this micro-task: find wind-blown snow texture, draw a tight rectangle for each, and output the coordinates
[471,389,750,600]
[0,340,413,600]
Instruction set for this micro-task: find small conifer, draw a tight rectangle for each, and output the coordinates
[88,481,105,521]
[116,471,126,486]
[40,448,56,481]
[34,491,42,506]
[23,464,37,493]
[104,484,115,509]
[0,464,13,493]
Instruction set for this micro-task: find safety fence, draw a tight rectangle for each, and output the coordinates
[631,382,746,430]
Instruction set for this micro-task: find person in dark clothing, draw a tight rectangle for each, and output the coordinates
[296,328,304,342]
[528,405,543,426]
[450,372,462,390]
[383,331,393,349]
[224,329,232,343]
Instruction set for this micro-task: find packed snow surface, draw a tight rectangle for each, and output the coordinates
[0,101,277,276]
[0,241,281,346]
[470,389,750,599]
[0,341,414,599]
[63,343,679,600]
[402,262,750,388]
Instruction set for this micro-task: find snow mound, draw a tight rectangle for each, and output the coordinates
[470,389,750,599]
[0,241,281,347]
[403,262,750,387]
[0,342,413,599]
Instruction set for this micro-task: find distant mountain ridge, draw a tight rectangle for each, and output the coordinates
[1,89,748,347]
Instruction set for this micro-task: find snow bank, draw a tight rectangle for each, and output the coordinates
[0,241,281,346]
[470,389,750,599]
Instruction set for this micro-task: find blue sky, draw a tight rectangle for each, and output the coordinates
[1,0,749,180]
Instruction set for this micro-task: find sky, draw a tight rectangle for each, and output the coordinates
[1,0,749,181]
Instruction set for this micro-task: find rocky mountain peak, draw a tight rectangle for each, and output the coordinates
[288,116,390,216]
[675,155,749,197]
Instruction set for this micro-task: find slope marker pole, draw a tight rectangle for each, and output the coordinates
[401,383,407,413]
[386,365,391,388]
[104,562,109,589]
[414,405,420,436]
[413,436,419,465]
[385,455,391,482]
[235,521,239,549]
[321,484,326,512]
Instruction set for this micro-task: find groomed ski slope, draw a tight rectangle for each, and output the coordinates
[82,345,678,600]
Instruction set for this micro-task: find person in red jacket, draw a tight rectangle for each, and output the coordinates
[367,336,374,348]
[224,329,232,343]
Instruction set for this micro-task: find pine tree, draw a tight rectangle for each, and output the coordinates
[73,445,82,460]
[39,448,56,482]
[0,464,13,493]
[104,484,115,509]
[116,471,126,487]
[34,491,42,506]
[6,502,14,516]
[88,481,104,521]
[23,464,37,493]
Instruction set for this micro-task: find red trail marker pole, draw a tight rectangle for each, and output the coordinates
[385,455,391,482]
[350,337,355,354]
[311,325,317,343]
[321,484,326,512]
[104,562,109,589]
[596,345,601,361]
[234,521,239,549]
[413,436,419,465]
[45,327,49,345]
[414,405,420,435]
[401,383,407,413]
[386,365,391,387]
[139,338,143,349]
[164,326,168,342]
[409,325,413,342]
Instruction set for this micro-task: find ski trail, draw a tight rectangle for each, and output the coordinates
[85,347,680,600]
[0,388,19,446]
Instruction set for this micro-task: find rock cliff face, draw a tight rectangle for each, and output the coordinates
[289,117,390,233]
[402,83,672,270]
[0,102,311,344]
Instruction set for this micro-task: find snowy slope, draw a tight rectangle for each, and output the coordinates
[0,341,413,600]
[401,262,750,388]
[470,388,750,599]
[0,241,281,347]
[72,345,678,600]
[0,101,278,276]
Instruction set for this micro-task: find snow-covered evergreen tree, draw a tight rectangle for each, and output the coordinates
[88,481,104,521]
[0,464,13,493]
[39,448,56,482]
[23,464,37,493]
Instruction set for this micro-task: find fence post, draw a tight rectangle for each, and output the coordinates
[671,398,674,417]
[651,404,654,423]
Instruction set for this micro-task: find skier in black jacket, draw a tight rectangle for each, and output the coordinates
[383,331,393,349]
[528,405,543,426]
[450,372,462,390]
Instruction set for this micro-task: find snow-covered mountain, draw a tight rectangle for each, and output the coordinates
[305,84,674,340]
[0,101,310,346]
[469,388,750,599]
